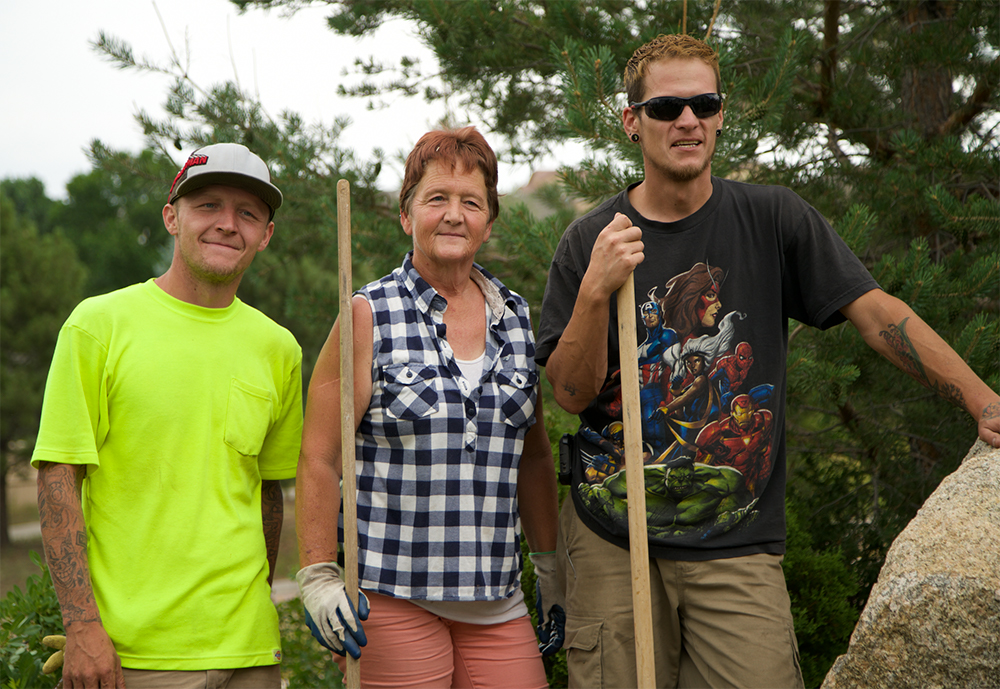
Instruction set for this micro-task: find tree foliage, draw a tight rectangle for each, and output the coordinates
[88,30,412,377]
[0,189,86,545]
[230,0,717,162]
[1,178,58,236]
[48,153,176,297]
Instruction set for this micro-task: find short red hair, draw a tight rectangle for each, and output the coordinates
[625,34,722,104]
[399,127,500,222]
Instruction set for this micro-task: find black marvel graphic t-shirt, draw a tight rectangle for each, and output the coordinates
[536,177,879,561]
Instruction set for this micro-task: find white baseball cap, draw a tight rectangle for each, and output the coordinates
[168,143,283,216]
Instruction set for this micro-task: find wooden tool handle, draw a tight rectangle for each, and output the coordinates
[337,179,361,689]
[616,272,657,687]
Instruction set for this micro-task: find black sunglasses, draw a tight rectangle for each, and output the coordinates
[630,93,722,121]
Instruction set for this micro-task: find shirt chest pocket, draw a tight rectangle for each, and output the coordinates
[382,364,440,420]
[495,367,538,428]
[224,378,274,456]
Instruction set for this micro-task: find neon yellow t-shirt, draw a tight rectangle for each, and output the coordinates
[32,279,302,670]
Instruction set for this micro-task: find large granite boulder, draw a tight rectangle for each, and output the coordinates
[822,440,1000,689]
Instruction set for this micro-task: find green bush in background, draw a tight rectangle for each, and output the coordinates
[277,599,344,688]
[0,552,62,689]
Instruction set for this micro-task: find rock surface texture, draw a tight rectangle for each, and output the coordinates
[822,440,1000,689]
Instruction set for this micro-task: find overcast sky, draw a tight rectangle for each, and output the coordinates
[1,0,579,201]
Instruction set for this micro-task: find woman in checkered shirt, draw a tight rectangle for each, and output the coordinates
[296,127,564,688]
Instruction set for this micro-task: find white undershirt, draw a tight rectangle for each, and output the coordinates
[454,350,487,385]
[453,299,490,388]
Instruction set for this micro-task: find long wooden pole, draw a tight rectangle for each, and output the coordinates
[616,273,657,687]
[337,179,361,689]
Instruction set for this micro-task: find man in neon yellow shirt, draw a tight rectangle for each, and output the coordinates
[33,143,302,689]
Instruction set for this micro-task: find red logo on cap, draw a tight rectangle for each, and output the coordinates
[168,154,210,199]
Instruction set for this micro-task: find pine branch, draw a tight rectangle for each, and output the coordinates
[937,56,1000,137]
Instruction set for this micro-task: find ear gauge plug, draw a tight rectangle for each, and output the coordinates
[630,133,640,142]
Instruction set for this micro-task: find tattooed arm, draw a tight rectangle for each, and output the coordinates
[841,289,1000,448]
[36,461,125,689]
[261,480,284,587]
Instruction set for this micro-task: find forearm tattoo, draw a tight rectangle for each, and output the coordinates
[261,480,284,584]
[37,464,101,626]
[879,317,966,410]
[878,318,923,379]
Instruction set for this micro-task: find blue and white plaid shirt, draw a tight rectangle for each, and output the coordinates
[352,253,539,601]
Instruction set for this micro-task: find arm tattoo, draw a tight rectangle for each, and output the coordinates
[562,381,578,397]
[261,480,284,586]
[37,463,101,626]
[982,401,1000,422]
[878,318,924,380]
[936,382,967,411]
[879,317,966,410]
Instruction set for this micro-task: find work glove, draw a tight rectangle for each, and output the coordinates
[529,551,566,656]
[296,562,370,659]
[41,634,66,674]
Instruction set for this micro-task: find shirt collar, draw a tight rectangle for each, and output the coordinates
[399,252,511,326]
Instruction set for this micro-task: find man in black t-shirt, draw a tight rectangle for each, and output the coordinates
[536,33,1000,689]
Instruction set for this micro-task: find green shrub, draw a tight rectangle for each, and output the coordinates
[783,503,861,688]
[0,552,63,689]
[277,600,344,688]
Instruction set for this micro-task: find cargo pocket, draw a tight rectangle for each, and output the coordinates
[565,619,604,687]
[495,367,538,428]
[787,621,805,686]
[383,364,440,420]
[224,378,273,456]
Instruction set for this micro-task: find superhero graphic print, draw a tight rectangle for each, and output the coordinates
[577,262,775,544]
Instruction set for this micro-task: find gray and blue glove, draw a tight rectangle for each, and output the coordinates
[529,551,566,656]
[296,562,370,659]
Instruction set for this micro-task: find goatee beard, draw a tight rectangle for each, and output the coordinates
[648,141,716,182]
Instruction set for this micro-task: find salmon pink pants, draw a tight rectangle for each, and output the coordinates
[335,591,549,689]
